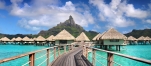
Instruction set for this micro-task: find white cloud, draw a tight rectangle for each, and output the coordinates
[146,19,151,24]
[89,0,150,28]
[124,4,148,18]
[9,0,94,31]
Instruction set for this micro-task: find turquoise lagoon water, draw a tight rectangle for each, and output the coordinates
[0,44,151,66]
[0,44,68,66]
[88,45,151,66]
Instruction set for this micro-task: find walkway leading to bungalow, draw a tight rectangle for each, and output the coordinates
[50,46,92,66]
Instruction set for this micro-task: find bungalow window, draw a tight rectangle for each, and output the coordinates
[110,39,119,42]
[59,40,67,44]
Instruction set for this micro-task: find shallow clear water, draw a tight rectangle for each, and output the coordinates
[0,45,151,66]
[88,45,151,66]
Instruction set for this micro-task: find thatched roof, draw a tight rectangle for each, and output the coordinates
[101,28,127,39]
[137,36,145,40]
[127,36,137,40]
[15,37,22,41]
[46,35,54,41]
[75,32,90,41]
[92,33,101,41]
[1,37,10,41]
[96,32,107,40]
[35,36,46,41]
[53,29,75,40]
[22,36,33,41]
[11,38,16,41]
[144,36,150,40]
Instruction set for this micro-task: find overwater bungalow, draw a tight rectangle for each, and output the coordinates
[22,36,34,45]
[137,36,145,44]
[99,28,127,51]
[75,32,90,42]
[35,36,46,46]
[46,35,55,46]
[92,33,100,41]
[92,33,102,44]
[127,36,137,45]
[0,37,10,44]
[15,37,22,45]
[53,29,75,45]
[144,36,151,44]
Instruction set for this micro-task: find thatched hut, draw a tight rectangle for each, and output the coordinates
[1,37,10,44]
[11,38,16,42]
[144,36,151,44]
[46,35,54,41]
[35,36,46,45]
[53,29,75,45]
[15,37,22,42]
[22,36,34,44]
[144,36,150,41]
[127,36,137,44]
[15,37,22,44]
[35,36,46,41]
[92,33,100,41]
[75,32,90,42]
[137,36,145,44]
[92,33,101,44]
[99,28,127,51]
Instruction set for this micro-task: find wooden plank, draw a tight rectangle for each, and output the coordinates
[51,47,92,66]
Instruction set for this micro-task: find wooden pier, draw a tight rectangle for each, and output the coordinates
[0,43,151,66]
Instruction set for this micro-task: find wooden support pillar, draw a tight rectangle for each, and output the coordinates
[64,45,66,53]
[119,45,120,51]
[71,44,73,50]
[92,49,96,66]
[105,45,107,50]
[107,53,113,66]
[109,45,111,49]
[58,46,60,56]
[54,47,56,59]
[116,45,118,51]
[47,49,50,66]
[29,53,35,66]
[86,47,88,59]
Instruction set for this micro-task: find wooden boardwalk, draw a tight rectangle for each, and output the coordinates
[50,47,92,66]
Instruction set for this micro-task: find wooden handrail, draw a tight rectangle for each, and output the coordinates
[0,44,74,65]
[0,47,54,63]
[87,47,151,65]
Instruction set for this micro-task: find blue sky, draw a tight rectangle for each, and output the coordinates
[0,0,151,34]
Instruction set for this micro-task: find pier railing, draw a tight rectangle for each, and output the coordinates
[83,45,151,66]
[0,44,74,66]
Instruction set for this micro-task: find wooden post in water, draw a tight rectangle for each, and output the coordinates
[64,45,66,53]
[83,45,86,57]
[29,53,35,66]
[54,46,56,59]
[116,45,118,51]
[119,45,120,51]
[92,49,96,66]
[58,46,60,56]
[47,49,50,66]
[86,47,88,59]
[69,45,72,50]
[71,44,73,50]
[107,53,113,66]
